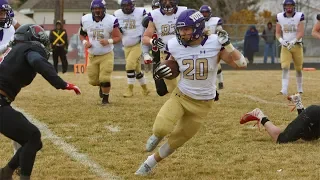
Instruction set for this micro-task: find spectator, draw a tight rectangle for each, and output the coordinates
[261,22,276,63]
[244,25,259,64]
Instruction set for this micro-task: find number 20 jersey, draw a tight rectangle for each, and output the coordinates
[81,13,119,55]
[149,6,187,45]
[276,12,304,42]
[167,35,222,100]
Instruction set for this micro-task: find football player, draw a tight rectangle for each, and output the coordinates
[241,93,320,143]
[141,0,160,74]
[114,0,150,97]
[135,9,247,175]
[0,24,81,180]
[311,14,320,39]
[80,0,121,105]
[0,0,15,54]
[142,0,187,96]
[276,0,305,95]
[200,4,224,90]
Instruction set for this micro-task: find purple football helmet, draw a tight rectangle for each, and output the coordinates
[283,0,295,14]
[0,0,12,28]
[175,9,205,46]
[199,5,212,21]
[152,0,160,10]
[121,0,135,14]
[90,0,106,19]
[160,0,178,14]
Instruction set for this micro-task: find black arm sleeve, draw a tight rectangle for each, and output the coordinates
[142,16,150,28]
[317,14,320,20]
[26,51,67,89]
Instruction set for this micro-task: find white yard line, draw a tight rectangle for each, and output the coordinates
[13,106,120,180]
[229,93,287,106]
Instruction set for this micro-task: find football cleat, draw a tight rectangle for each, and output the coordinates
[240,108,267,130]
[134,162,152,176]
[146,134,163,152]
[287,93,304,111]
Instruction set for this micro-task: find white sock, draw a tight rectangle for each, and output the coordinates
[145,154,157,168]
[217,73,223,83]
[127,77,135,85]
[281,79,289,94]
[296,71,303,93]
[137,76,146,85]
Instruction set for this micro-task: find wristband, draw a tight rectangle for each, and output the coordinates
[82,40,87,45]
[224,43,235,53]
[107,39,114,44]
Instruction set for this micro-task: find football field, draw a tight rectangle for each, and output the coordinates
[1,70,319,180]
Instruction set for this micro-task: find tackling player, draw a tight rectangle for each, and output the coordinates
[0,24,81,180]
[135,9,247,175]
[241,93,320,143]
[114,0,150,97]
[276,0,305,95]
[80,0,122,105]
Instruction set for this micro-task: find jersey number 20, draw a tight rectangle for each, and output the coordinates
[182,58,208,80]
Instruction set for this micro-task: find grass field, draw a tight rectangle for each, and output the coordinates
[1,70,320,180]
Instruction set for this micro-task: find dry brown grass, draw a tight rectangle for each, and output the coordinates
[1,70,320,180]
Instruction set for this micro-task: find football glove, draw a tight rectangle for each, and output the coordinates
[287,38,297,50]
[153,63,172,80]
[217,29,230,46]
[65,83,81,95]
[150,38,165,49]
[278,37,289,47]
[143,53,153,64]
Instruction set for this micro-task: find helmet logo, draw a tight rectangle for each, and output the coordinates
[189,12,203,22]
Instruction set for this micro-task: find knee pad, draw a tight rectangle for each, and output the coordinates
[136,72,144,79]
[100,82,111,88]
[126,70,135,78]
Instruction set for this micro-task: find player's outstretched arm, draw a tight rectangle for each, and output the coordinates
[26,51,81,95]
[142,21,156,45]
[217,29,247,69]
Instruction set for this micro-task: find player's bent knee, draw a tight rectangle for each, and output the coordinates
[153,117,174,137]
[29,129,43,150]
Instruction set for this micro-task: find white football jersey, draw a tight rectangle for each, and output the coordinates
[276,12,304,42]
[0,26,14,46]
[81,13,119,55]
[167,35,222,100]
[205,17,222,34]
[149,6,187,47]
[114,8,146,47]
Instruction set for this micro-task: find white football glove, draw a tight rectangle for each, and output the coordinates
[143,53,153,64]
[154,64,172,80]
[217,29,230,46]
[287,38,297,50]
[278,37,289,47]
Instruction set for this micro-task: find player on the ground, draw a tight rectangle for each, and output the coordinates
[141,0,160,74]
[80,0,122,104]
[199,4,224,90]
[142,0,187,96]
[311,14,320,39]
[276,0,305,95]
[114,0,150,97]
[240,93,320,143]
[0,24,81,180]
[135,9,247,175]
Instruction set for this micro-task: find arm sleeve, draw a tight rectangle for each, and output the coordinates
[317,14,320,20]
[26,51,67,89]
[79,21,88,37]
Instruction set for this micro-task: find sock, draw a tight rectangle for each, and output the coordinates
[145,154,157,168]
[217,73,223,83]
[281,69,289,94]
[297,108,304,114]
[261,117,270,126]
[296,74,303,93]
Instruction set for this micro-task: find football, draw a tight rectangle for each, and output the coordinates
[161,60,180,80]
